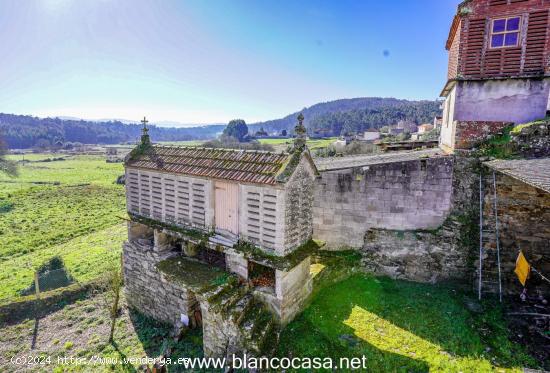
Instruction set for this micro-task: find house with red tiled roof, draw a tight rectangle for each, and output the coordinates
[440,0,550,151]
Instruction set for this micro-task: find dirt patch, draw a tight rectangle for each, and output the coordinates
[505,291,550,370]
[0,291,203,372]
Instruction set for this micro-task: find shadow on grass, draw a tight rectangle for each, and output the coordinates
[19,256,75,296]
[278,274,537,372]
[111,341,138,373]
[128,308,204,367]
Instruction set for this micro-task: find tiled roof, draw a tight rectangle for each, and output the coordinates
[125,145,292,185]
[484,158,550,194]
[314,148,445,171]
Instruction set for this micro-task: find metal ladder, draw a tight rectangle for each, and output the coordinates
[478,170,503,302]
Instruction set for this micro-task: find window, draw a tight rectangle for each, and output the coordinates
[490,17,521,48]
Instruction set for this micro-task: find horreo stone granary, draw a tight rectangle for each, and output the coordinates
[123,115,319,357]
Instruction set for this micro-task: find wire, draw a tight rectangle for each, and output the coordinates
[532,267,550,284]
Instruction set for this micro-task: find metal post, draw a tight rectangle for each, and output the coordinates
[34,271,40,300]
[478,172,483,300]
[493,171,502,302]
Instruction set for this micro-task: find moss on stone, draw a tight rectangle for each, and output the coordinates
[128,212,211,241]
[475,126,517,159]
[232,239,325,271]
[510,117,549,135]
[275,149,302,182]
[156,256,228,293]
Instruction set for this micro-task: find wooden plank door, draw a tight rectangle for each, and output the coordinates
[215,181,239,235]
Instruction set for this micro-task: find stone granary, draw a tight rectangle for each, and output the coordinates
[122,115,319,356]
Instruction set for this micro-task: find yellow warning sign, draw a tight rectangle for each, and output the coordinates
[514,251,530,286]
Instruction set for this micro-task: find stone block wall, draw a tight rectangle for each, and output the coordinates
[198,295,244,358]
[316,154,481,283]
[482,171,550,294]
[313,157,454,248]
[123,239,196,325]
[276,256,312,324]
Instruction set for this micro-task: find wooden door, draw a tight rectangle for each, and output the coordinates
[215,181,239,235]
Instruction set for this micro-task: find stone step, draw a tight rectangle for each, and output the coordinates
[218,287,245,313]
[250,310,272,341]
[259,323,280,357]
[239,301,263,332]
[206,281,238,304]
[230,293,254,324]
[209,233,237,247]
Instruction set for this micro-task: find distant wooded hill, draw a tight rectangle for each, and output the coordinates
[0,114,224,149]
[250,97,441,136]
[1,97,441,148]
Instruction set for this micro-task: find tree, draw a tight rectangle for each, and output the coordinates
[223,119,248,142]
[255,127,268,137]
[281,129,287,137]
[94,262,123,343]
[0,136,17,176]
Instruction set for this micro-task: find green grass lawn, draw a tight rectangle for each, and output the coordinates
[156,140,206,147]
[0,155,126,301]
[259,137,336,148]
[278,274,536,372]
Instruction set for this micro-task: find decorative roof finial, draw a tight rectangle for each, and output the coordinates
[294,113,307,150]
[140,116,151,145]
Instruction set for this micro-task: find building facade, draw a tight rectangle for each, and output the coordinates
[440,0,550,151]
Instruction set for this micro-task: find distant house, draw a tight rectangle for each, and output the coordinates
[362,129,381,142]
[418,124,434,134]
[388,127,405,136]
[433,116,443,129]
[105,145,134,163]
[440,0,550,151]
[396,120,418,133]
[332,139,347,152]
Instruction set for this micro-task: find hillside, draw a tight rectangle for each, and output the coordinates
[250,97,441,136]
[0,97,441,148]
[0,114,224,149]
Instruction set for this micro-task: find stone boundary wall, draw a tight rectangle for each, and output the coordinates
[123,241,196,325]
[313,155,480,283]
[313,157,454,248]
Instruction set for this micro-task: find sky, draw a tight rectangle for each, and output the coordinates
[0,0,457,125]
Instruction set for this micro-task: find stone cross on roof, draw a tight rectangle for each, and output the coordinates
[140,116,151,145]
[294,113,307,150]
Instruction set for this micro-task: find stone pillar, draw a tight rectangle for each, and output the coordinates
[128,221,153,241]
[154,229,174,253]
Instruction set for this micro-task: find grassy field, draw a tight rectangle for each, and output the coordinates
[0,154,126,301]
[157,138,337,151]
[259,137,337,152]
[278,274,536,372]
[156,140,205,147]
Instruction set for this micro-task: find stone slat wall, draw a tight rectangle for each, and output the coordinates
[313,158,454,248]
[239,184,285,254]
[126,168,211,229]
